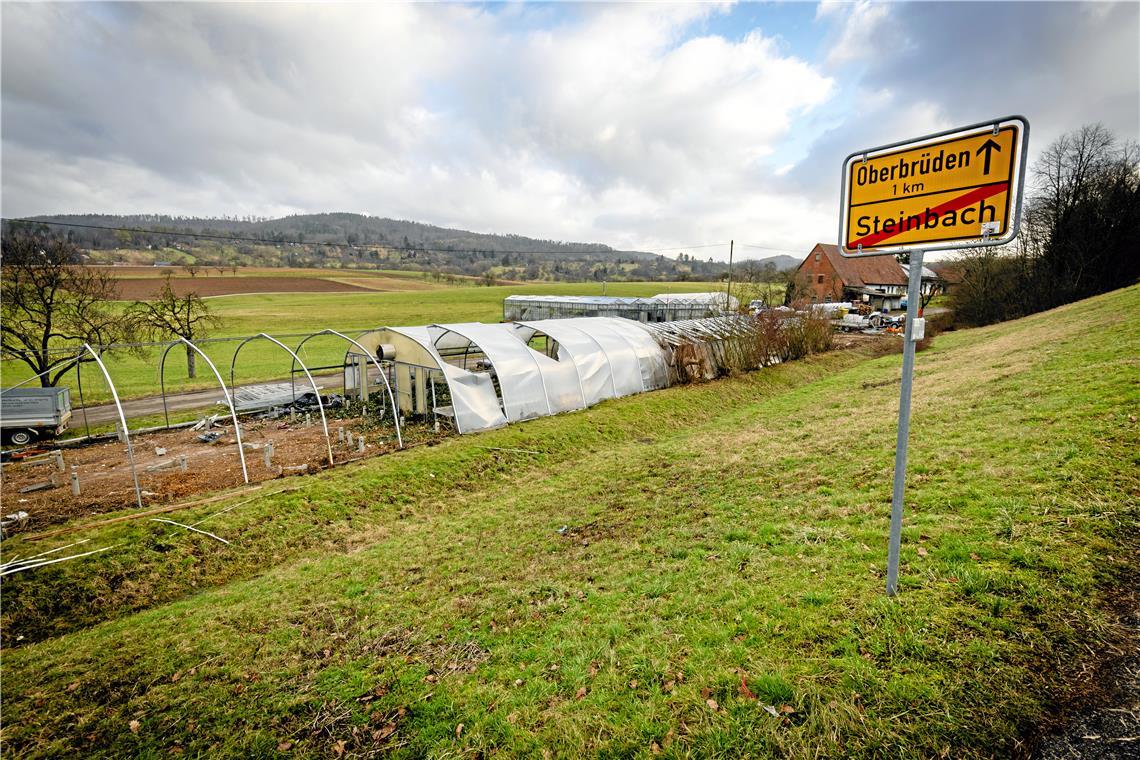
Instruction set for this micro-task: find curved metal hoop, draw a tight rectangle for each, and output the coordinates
[293,329,403,449]
[158,339,249,482]
[230,333,334,466]
[81,343,144,509]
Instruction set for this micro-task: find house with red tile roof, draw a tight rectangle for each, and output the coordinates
[793,243,938,310]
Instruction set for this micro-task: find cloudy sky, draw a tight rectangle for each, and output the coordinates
[2,2,1137,260]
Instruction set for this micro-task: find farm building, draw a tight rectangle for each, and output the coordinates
[502,292,737,322]
[793,243,939,310]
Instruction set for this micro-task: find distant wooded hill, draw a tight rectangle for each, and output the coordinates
[3,213,799,283]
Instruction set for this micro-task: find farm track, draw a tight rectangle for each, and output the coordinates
[70,371,347,425]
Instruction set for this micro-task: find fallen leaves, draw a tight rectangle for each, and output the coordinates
[128,719,140,734]
[455,723,464,739]
[575,686,588,700]
[276,741,293,751]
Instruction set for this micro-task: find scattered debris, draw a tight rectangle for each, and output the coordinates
[19,478,56,494]
[0,542,120,576]
[190,415,219,432]
[149,518,231,545]
[1,511,31,538]
[196,431,223,444]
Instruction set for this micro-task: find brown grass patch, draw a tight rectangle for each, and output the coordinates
[111,276,375,300]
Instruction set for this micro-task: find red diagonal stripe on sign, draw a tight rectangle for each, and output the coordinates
[849,181,1009,250]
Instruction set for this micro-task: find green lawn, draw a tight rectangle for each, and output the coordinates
[1,285,1135,757]
[1,280,732,404]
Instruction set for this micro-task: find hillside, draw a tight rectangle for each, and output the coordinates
[5,213,737,282]
[2,285,1135,756]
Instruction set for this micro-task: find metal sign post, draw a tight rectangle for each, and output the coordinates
[886,249,924,596]
[836,116,1029,596]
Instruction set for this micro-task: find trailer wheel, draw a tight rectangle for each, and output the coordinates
[5,429,36,446]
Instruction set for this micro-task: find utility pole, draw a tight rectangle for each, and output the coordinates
[725,239,734,311]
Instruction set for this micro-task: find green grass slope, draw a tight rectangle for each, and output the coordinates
[1,285,1136,758]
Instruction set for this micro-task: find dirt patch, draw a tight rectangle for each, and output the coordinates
[0,416,405,531]
[111,276,375,300]
[327,276,440,292]
[1032,580,1140,759]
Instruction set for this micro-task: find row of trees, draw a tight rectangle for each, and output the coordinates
[950,124,1138,326]
[1,235,217,386]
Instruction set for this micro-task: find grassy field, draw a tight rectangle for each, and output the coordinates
[1,285,1135,757]
[1,280,733,404]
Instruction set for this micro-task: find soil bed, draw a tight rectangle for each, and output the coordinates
[1,414,425,531]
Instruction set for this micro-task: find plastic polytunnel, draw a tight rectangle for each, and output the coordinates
[356,317,671,434]
[429,323,584,422]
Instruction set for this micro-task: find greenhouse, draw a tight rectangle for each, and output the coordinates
[502,293,738,323]
[355,315,761,434]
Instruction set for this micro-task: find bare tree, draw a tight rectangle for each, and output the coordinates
[1,234,143,386]
[950,124,1138,326]
[185,264,200,278]
[733,261,795,308]
[130,275,221,378]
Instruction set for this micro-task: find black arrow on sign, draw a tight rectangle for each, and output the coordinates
[976,138,1002,175]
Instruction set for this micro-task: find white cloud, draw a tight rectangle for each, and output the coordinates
[2,2,1136,261]
[823,1,892,66]
[1,3,839,257]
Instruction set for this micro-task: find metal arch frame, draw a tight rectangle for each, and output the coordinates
[158,338,249,483]
[229,333,334,466]
[81,343,144,509]
[376,326,471,434]
[293,329,403,449]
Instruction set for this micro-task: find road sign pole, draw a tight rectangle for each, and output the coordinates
[886,248,925,597]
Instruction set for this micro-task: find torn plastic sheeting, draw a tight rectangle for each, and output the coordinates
[514,320,618,406]
[428,323,556,426]
[387,326,508,434]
